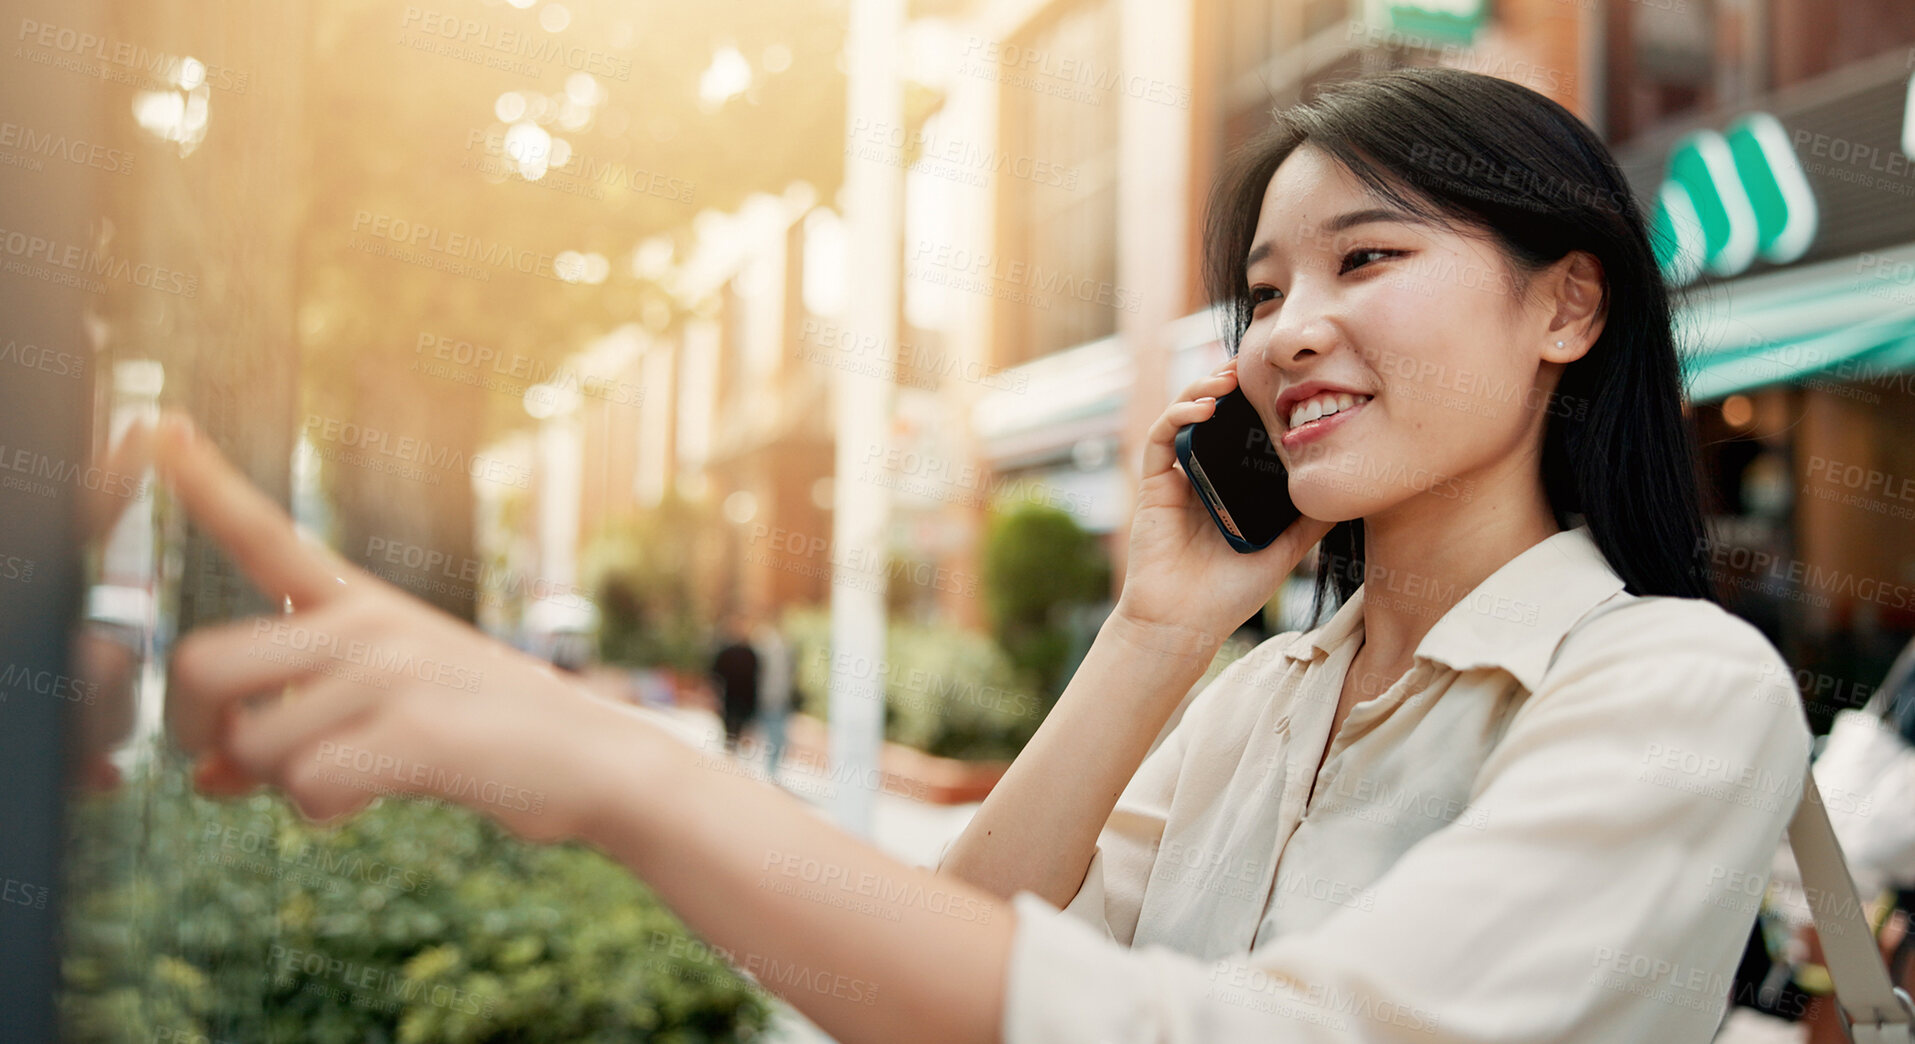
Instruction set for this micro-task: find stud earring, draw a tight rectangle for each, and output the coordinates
[1555,340,1565,348]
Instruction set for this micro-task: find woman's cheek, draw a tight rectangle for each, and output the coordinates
[1367,396,1459,497]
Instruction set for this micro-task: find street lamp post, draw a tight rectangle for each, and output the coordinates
[828,0,904,838]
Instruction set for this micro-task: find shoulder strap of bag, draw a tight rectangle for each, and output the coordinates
[1860,639,1915,739]
[1790,768,1915,1043]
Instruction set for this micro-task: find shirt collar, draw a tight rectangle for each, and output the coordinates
[1277,523,1629,693]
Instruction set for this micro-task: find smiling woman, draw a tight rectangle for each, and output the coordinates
[937,67,1823,1042]
[1200,68,1711,627]
[149,67,1821,1044]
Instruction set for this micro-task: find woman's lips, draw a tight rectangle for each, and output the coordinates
[1279,397,1368,450]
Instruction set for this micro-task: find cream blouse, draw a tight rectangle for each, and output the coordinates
[941,523,1815,1043]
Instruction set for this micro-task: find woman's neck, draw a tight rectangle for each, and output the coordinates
[1352,475,1563,682]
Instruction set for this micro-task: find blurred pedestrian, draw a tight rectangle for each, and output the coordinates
[750,611,794,779]
[709,612,758,754]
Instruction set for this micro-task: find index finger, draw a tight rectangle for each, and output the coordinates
[80,416,153,544]
[154,412,355,609]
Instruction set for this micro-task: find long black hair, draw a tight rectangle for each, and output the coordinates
[1201,67,1718,626]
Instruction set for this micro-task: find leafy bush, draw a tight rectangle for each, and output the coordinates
[979,503,1111,699]
[61,759,774,1043]
[584,498,719,672]
[784,608,1044,762]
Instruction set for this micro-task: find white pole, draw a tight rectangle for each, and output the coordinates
[829,0,903,837]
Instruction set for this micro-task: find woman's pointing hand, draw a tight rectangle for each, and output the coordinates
[155,412,636,842]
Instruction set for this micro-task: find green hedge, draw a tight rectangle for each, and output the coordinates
[784,608,1044,762]
[61,759,773,1043]
[778,612,1261,765]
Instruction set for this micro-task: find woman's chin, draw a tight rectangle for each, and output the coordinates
[1288,478,1388,524]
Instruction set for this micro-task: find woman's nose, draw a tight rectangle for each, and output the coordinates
[1247,307,1340,369]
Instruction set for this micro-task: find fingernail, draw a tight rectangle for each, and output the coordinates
[1195,396,1215,405]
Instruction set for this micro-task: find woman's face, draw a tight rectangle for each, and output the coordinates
[1236,145,1592,524]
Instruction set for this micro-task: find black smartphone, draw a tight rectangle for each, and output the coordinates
[1173,387,1301,553]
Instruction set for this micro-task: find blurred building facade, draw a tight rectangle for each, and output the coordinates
[489,190,844,644]
[1600,0,1915,727]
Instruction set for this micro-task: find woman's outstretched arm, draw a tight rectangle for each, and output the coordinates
[935,613,1218,906]
[596,711,1015,1043]
[152,413,1012,1044]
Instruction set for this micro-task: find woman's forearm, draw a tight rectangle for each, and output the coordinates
[577,707,1016,1044]
[935,612,1218,907]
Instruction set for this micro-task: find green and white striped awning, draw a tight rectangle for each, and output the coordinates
[1674,241,1915,403]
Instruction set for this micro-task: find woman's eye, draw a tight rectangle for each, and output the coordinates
[1250,285,1282,306]
[1339,248,1402,274]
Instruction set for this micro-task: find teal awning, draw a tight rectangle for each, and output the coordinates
[1674,242,1915,403]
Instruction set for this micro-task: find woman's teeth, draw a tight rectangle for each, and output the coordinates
[1287,393,1372,430]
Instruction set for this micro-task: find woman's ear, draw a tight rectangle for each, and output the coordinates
[1542,250,1605,364]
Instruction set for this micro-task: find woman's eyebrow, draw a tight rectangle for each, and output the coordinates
[1319,206,1423,233]
[1245,207,1425,268]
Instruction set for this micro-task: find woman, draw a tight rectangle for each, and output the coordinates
[155,67,1811,1042]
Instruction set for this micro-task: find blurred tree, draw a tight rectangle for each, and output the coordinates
[979,503,1113,701]
[296,0,849,619]
[583,496,725,672]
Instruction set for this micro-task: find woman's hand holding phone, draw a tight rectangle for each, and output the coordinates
[940,360,1332,909]
[1114,358,1333,651]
